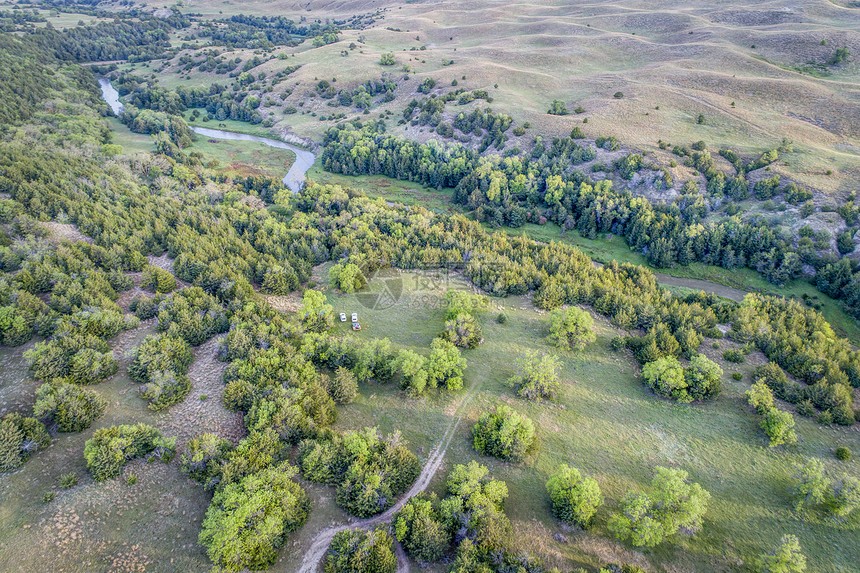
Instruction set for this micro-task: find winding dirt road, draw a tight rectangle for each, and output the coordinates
[296,381,480,573]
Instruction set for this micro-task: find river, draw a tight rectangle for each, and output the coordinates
[98,78,315,193]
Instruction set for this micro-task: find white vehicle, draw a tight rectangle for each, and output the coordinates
[340,312,347,322]
[351,312,358,322]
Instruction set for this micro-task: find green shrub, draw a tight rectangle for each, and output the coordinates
[608,466,710,547]
[155,287,229,345]
[140,264,177,293]
[128,334,193,384]
[835,447,851,461]
[84,423,175,481]
[139,370,192,411]
[723,349,745,363]
[130,294,164,320]
[473,405,537,462]
[548,306,595,350]
[756,535,806,573]
[426,338,466,391]
[128,334,194,410]
[0,413,50,472]
[393,495,449,563]
[59,473,78,489]
[26,335,119,385]
[547,99,568,115]
[642,354,722,403]
[732,372,743,380]
[199,462,310,572]
[33,380,107,432]
[299,427,420,518]
[442,313,482,348]
[325,527,397,573]
[797,400,817,417]
[180,433,234,490]
[509,351,561,401]
[443,461,510,554]
[42,491,55,503]
[496,312,507,324]
[325,367,359,404]
[328,262,365,293]
[546,464,603,528]
[760,407,797,447]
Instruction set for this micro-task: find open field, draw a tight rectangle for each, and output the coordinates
[137,0,860,198]
[188,137,296,180]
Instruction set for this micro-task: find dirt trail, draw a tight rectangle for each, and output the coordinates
[296,381,479,573]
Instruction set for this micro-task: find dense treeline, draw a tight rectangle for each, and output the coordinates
[28,11,189,62]
[196,15,339,49]
[0,35,78,126]
[320,122,860,319]
[299,427,421,517]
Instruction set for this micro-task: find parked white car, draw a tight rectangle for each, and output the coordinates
[351,312,358,322]
[339,312,347,322]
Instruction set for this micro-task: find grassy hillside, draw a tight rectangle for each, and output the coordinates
[140,0,860,197]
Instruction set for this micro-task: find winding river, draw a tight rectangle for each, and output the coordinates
[98,78,315,193]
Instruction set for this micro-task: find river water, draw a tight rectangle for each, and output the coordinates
[98,78,315,193]
[189,127,315,193]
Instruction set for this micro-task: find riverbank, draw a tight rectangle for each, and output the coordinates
[98,78,316,192]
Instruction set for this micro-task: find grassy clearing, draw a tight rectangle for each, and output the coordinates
[34,11,109,31]
[104,117,155,155]
[290,270,859,572]
[307,163,457,213]
[1,262,857,572]
[189,137,295,180]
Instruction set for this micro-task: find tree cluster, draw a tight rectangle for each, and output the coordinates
[0,413,50,472]
[641,354,723,403]
[324,527,397,573]
[129,334,194,410]
[473,404,538,462]
[299,427,420,517]
[746,380,797,447]
[790,458,859,519]
[608,466,710,547]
